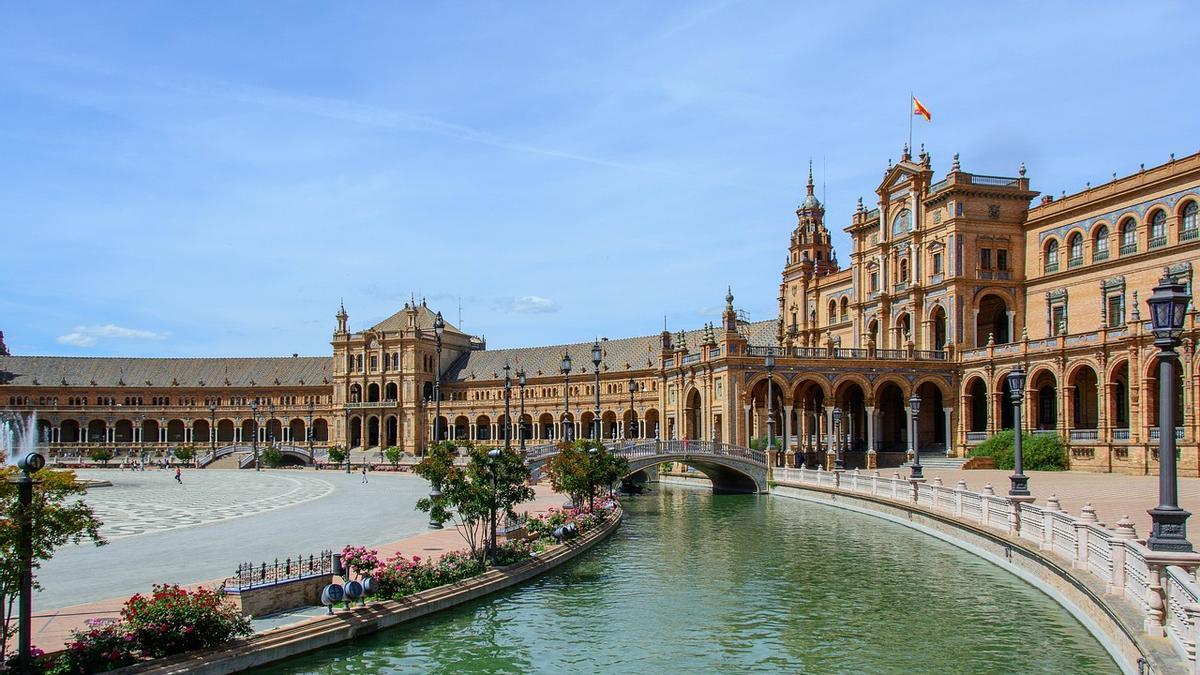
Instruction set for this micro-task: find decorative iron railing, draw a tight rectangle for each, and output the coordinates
[224,550,333,591]
[969,174,1021,187]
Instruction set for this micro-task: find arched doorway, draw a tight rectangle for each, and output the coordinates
[1109,362,1130,433]
[368,383,380,403]
[930,305,948,350]
[1030,370,1058,430]
[61,419,81,443]
[476,415,492,441]
[1069,365,1099,431]
[966,378,988,433]
[602,411,618,440]
[114,419,134,443]
[976,294,1010,346]
[644,409,660,439]
[87,419,106,443]
[289,418,306,444]
[217,419,234,443]
[349,417,362,448]
[312,419,329,442]
[241,419,255,443]
[167,419,186,443]
[193,420,211,446]
[833,380,867,467]
[684,389,702,440]
[367,416,380,447]
[876,382,908,454]
[386,415,398,447]
[914,381,947,452]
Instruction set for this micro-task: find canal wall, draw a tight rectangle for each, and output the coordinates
[117,507,623,675]
[770,482,1170,675]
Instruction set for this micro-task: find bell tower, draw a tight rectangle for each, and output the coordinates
[788,161,838,277]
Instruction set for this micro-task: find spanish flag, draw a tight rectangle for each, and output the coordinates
[912,96,931,122]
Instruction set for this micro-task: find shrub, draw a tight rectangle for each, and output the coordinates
[88,448,113,464]
[493,540,533,566]
[53,620,137,674]
[326,445,348,466]
[119,585,251,658]
[969,429,1066,471]
[384,446,404,467]
[261,446,284,468]
[374,551,485,599]
[173,446,196,463]
[749,437,782,451]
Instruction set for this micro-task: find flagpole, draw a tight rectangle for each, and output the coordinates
[908,92,913,154]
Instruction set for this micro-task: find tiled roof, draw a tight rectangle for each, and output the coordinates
[0,356,331,388]
[366,303,465,336]
[444,319,778,383]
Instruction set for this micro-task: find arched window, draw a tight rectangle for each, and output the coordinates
[839,297,849,321]
[1067,233,1083,266]
[1150,210,1167,248]
[1093,225,1109,261]
[1183,201,1199,240]
[899,258,909,282]
[1044,239,1060,272]
[891,209,912,236]
[828,300,837,323]
[1120,218,1137,254]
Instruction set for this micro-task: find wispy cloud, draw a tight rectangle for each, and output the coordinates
[511,296,558,314]
[57,324,168,348]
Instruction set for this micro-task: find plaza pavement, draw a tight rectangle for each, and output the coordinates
[26,469,563,652]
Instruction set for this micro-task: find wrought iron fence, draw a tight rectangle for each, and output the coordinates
[224,550,334,591]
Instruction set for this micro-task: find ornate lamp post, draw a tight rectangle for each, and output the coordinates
[628,377,638,440]
[592,340,603,441]
[503,362,512,450]
[561,350,573,442]
[268,402,276,448]
[765,351,776,457]
[516,367,527,451]
[1147,270,1193,552]
[251,399,261,471]
[208,403,217,458]
[832,407,844,470]
[135,414,145,466]
[487,447,501,565]
[909,394,923,480]
[306,400,314,464]
[1007,366,1030,496]
[11,443,45,675]
[433,311,444,443]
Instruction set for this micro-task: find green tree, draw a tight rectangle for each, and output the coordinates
[173,445,196,464]
[384,445,404,468]
[969,429,1067,471]
[416,443,534,563]
[0,468,105,662]
[88,447,113,465]
[326,445,347,467]
[261,446,284,468]
[546,440,629,510]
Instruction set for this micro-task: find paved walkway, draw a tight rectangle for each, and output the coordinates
[27,478,564,652]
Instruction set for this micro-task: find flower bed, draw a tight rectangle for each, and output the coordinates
[523,499,617,544]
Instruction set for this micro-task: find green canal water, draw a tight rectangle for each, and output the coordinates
[256,487,1118,674]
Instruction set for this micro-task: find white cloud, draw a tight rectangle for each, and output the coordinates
[57,324,168,348]
[511,296,558,314]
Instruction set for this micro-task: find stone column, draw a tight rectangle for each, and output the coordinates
[943,407,954,457]
[743,404,752,447]
[783,405,793,454]
[1006,310,1016,343]
[469,423,477,441]
[824,406,835,467]
[865,406,876,454]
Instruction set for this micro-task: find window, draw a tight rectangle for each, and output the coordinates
[1093,225,1109,261]
[1150,211,1167,248]
[1184,202,1199,240]
[1051,305,1067,336]
[356,354,363,371]
[1120,218,1137,254]
[840,297,849,322]
[980,248,992,270]
[370,355,378,371]
[869,271,879,291]
[891,209,912,236]
[1044,240,1060,273]
[997,249,1008,271]
[1068,233,1083,266]
[1107,295,1124,328]
[828,300,837,323]
[932,252,943,275]
[899,258,909,282]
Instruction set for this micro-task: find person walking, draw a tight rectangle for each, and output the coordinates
[361,465,369,484]
[174,467,182,484]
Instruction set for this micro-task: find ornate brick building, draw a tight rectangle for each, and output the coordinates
[3,147,1199,474]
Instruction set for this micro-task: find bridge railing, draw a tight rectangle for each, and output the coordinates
[773,466,1200,671]
[523,440,767,467]
[198,444,252,467]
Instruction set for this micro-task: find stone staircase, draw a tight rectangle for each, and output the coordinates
[901,454,967,471]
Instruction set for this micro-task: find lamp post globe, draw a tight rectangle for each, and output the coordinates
[908,394,923,480]
[1007,366,1030,496]
[1147,270,1193,552]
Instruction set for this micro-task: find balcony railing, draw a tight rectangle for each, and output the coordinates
[1093,249,1109,262]
[1182,228,1199,242]
[1069,429,1099,441]
[345,399,398,409]
[1150,235,1168,249]
[1068,256,1083,268]
[927,179,948,195]
[1044,261,1059,273]
[969,174,1021,187]
[1120,242,1137,255]
[894,281,909,292]
[1149,427,1185,441]
[1113,428,1130,441]
[966,432,987,443]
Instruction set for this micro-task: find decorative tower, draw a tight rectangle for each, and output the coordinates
[335,302,349,335]
[723,286,738,333]
[789,161,838,278]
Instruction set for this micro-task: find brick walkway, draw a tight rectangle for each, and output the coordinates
[25,483,566,653]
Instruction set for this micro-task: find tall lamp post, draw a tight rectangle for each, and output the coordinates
[832,407,844,469]
[12,442,45,675]
[503,362,512,450]
[208,403,217,460]
[909,394,923,480]
[592,340,603,442]
[1007,366,1030,496]
[487,447,501,565]
[628,377,638,440]
[433,311,444,444]
[268,402,276,448]
[561,350,573,442]
[516,367,527,451]
[1147,270,1193,552]
[765,351,776,459]
[306,401,314,464]
[250,400,260,471]
[135,414,145,467]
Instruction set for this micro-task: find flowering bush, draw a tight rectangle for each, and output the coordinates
[340,545,381,578]
[493,540,534,567]
[524,500,616,543]
[374,551,485,599]
[51,620,137,674]
[119,584,251,658]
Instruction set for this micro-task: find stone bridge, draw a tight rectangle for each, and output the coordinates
[524,440,768,493]
[198,444,319,468]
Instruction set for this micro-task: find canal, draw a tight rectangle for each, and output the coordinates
[256,486,1118,673]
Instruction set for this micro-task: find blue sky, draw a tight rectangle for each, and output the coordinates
[2,2,1196,357]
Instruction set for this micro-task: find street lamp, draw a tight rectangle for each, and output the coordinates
[251,399,261,471]
[503,362,512,450]
[628,377,638,440]
[516,368,527,451]
[208,403,217,460]
[306,400,314,465]
[11,444,45,675]
[765,351,776,457]
[1007,366,1030,496]
[268,402,276,448]
[135,414,145,467]
[832,407,844,469]
[592,340,603,442]
[487,447,501,565]
[909,394,923,480]
[1147,270,1193,552]
[434,311,445,444]
[561,350,573,442]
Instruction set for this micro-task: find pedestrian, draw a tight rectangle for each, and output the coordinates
[361,465,368,484]
[175,467,182,484]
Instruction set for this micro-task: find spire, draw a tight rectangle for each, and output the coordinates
[335,300,349,334]
[725,286,734,308]
[807,159,815,196]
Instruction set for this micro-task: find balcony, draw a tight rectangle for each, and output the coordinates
[1067,256,1083,269]
[1093,249,1109,262]
[345,400,399,410]
[1149,427,1185,441]
[966,432,987,444]
[969,174,1021,187]
[893,281,909,292]
[680,353,701,365]
[1182,228,1199,242]
[1044,261,1059,274]
[1113,428,1130,441]
[1069,429,1098,441]
[1120,243,1137,256]
[1150,235,1168,249]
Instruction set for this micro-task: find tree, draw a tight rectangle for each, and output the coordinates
[261,446,284,468]
[326,445,347,467]
[384,445,404,468]
[173,445,196,464]
[88,447,113,465]
[0,467,105,662]
[415,443,534,563]
[545,440,630,510]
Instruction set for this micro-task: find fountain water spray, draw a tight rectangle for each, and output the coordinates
[1,410,38,467]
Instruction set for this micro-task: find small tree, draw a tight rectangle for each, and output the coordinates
[261,446,284,468]
[414,441,461,526]
[326,445,347,467]
[384,445,404,468]
[88,447,113,465]
[546,440,630,510]
[0,467,105,662]
[173,445,196,465]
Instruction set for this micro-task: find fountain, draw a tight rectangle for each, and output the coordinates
[1,410,38,467]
